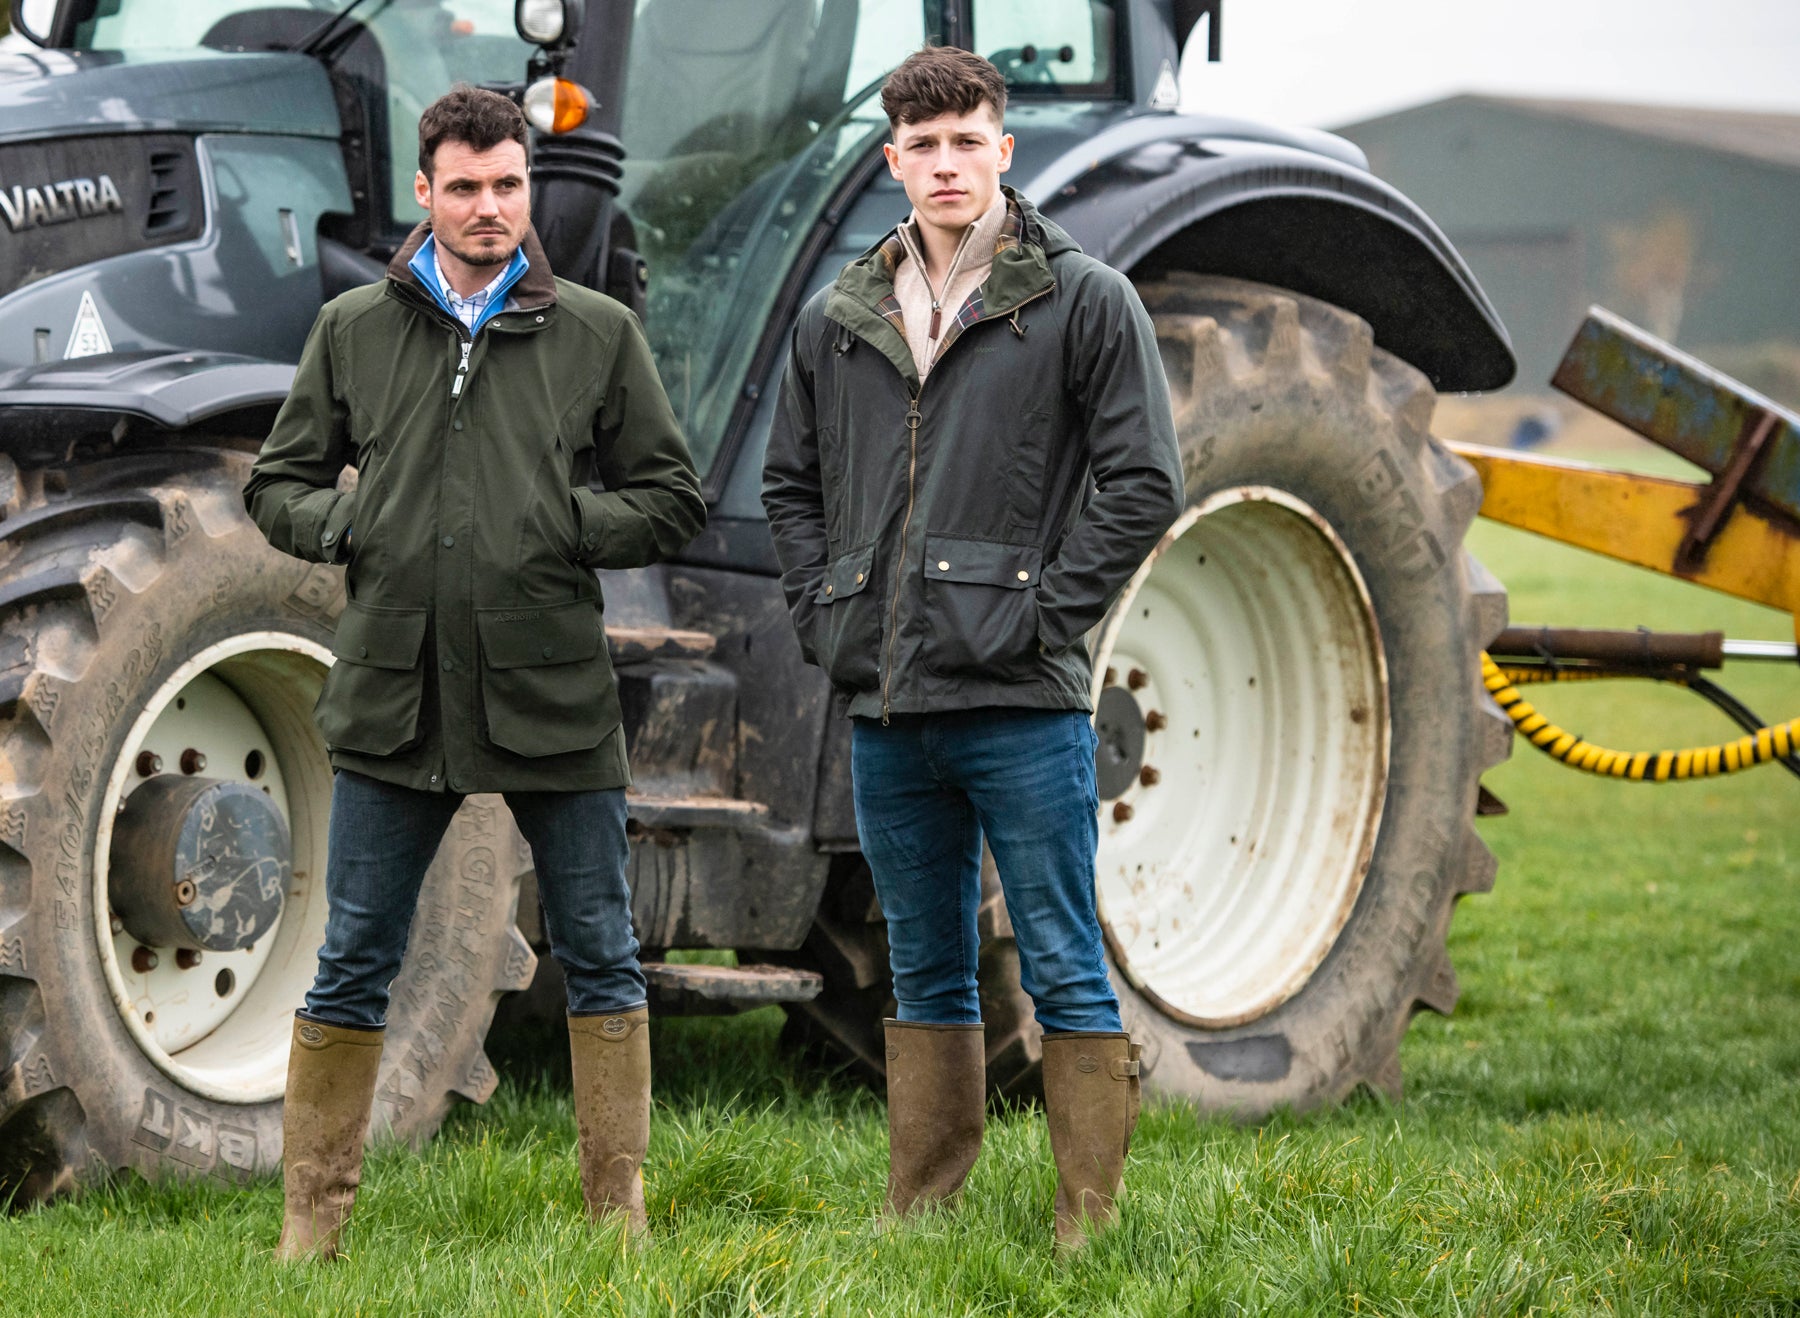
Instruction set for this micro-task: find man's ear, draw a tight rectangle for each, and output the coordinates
[997,133,1014,174]
[414,169,431,211]
[882,140,903,182]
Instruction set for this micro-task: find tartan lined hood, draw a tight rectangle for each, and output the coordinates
[824,187,1073,389]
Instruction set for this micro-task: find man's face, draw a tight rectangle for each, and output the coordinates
[414,138,530,267]
[883,107,1013,235]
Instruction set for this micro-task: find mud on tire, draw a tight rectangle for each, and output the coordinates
[0,449,535,1207]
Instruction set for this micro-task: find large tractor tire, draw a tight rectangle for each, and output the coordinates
[1093,275,1511,1112]
[785,275,1508,1116]
[0,448,535,1206]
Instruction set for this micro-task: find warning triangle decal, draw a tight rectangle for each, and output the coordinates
[1150,60,1180,110]
[64,290,114,360]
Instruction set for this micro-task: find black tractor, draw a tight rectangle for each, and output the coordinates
[0,0,1513,1204]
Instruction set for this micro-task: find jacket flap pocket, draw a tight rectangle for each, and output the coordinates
[477,600,603,669]
[816,543,876,603]
[923,535,1042,589]
[333,602,428,669]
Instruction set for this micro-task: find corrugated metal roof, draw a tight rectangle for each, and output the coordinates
[1343,95,1800,171]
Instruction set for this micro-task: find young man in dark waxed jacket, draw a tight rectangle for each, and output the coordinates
[762,46,1184,1251]
[245,86,703,1259]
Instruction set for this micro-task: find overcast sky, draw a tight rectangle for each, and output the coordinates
[1179,0,1800,130]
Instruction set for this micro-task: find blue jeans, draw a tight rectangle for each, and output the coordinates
[851,708,1121,1035]
[303,770,645,1028]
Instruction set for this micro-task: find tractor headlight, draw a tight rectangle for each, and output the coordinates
[523,77,592,134]
[516,0,574,46]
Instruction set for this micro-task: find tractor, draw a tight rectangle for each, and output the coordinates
[0,0,1519,1203]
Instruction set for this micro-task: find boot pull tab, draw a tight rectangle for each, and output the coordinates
[1109,1057,1140,1080]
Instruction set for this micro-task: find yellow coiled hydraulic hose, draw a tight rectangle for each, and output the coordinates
[1481,652,1800,781]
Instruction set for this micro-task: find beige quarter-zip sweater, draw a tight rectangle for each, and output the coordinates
[893,189,1008,380]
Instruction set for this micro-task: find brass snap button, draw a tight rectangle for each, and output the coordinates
[937,560,949,571]
[1017,570,1029,581]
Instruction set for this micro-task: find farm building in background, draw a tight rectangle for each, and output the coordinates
[1336,96,1800,410]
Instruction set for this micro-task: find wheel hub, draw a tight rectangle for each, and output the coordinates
[109,775,290,952]
[1094,685,1146,801]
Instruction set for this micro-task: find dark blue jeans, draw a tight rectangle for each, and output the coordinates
[303,770,644,1028]
[851,708,1121,1035]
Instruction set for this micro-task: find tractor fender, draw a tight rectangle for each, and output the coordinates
[1019,118,1517,392]
[0,350,293,463]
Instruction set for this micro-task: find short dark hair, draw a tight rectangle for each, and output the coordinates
[418,84,529,178]
[880,46,1007,132]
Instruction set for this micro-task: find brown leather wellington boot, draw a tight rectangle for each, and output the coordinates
[883,1019,986,1218]
[275,1016,385,1262]
[568,1007,651,1235]
[1042,1031,1142,1253]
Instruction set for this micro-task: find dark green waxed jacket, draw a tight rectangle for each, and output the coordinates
[762,190,1183,721]
[245,223,704,792]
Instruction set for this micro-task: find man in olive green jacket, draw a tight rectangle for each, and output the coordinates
[245,87,703,1260]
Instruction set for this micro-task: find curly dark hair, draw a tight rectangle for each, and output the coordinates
[418,84,529,178]
[880,45,1007,131]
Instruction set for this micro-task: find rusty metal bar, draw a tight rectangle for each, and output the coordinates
[1490,625,1725,669]
[1550,307,1800,528]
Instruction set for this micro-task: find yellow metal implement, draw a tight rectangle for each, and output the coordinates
[1448,442,1800,638]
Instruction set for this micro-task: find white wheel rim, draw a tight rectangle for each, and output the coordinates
[1093,488,1390,1029]
[93,634,334,1104]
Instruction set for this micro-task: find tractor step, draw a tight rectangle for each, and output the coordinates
[625,793,769,832]
[641,961,823,1016]
[605,624,716,664]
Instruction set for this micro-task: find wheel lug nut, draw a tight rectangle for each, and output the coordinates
[135,751,163,777]
[131,946,159,973]
[109,913,124,936]
[175,948,202,970]
[1139,765,1161,787]
[1127,667,1148,691]
[1112,801,1134,823]
[180,748,207,775]
[1144,710,1167,732]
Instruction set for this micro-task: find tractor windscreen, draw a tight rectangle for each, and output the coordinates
[614,0,926,476]
[972,0,1117,96]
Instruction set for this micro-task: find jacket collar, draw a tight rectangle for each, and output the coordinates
[825,187,1059,386]
[388,221,558,313]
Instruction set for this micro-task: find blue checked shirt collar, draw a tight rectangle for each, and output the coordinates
[409,234,528,337]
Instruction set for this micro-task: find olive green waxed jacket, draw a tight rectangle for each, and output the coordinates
[245,223,705,792]
[762,190,1183,721]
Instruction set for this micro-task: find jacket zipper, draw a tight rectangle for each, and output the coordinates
[451,335,472,397]
[881,392,923,724]
[870,280,1056,724]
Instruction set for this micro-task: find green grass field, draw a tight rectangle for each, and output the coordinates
[4,491,1798,1315]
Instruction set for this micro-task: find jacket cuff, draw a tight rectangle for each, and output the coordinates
[571,487,605,564]
[318,489,356,565]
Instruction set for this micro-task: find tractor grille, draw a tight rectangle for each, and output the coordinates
[143,146,197,237]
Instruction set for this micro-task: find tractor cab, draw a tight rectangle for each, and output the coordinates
[5,0,1166,472]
